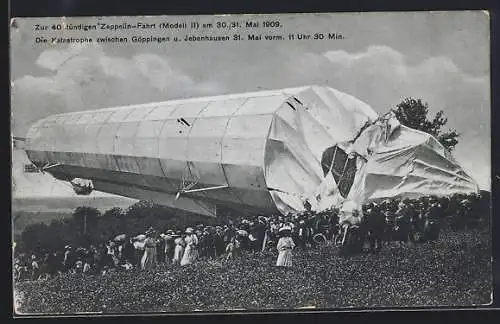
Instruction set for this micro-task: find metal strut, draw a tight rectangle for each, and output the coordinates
[175,185,229,200]
[42,163,61,171]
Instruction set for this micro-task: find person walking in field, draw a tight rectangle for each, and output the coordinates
[276,226,295,268]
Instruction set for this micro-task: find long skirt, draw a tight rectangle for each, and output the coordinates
[141,247,157,270]
[172,246,184,264]
[165,246,173,264]
[134,248,144,268]
[180,245,198,266]
[276,249,293,267]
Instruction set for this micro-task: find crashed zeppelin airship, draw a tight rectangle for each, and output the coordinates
[22,85,479,217]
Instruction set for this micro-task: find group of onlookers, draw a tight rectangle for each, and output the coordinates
[13,192,484,282]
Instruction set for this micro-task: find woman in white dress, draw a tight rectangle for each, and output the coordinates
[141,230,158,271]
[181,228,199,266]
[172,236,185,265]
[276,226,295,268]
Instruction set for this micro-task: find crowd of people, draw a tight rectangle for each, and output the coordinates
[13,192,484,282]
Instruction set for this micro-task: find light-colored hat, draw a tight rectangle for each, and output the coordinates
[279,226,291,232]
[186,227,194,234]
[237,229,248,237]
[135,234,146,241]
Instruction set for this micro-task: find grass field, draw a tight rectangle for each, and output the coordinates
[14,225,492,314]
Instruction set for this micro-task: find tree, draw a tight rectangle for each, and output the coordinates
[72,206,100,236]
[20,222,50,253]
[393,98,460,151]
[103,207,125,219]
[102,207,127,239]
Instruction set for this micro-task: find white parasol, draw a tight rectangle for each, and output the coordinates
[113,234,127,242]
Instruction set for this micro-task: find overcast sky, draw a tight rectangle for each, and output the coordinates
[10,11,491,197]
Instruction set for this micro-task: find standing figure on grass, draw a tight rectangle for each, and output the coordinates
[172,234,185,265]
[296,219,308,250]
[276,226,295,268]
[163,231,176,264]
[181,227,199,266]
[141,228,158,271]
[225,236,241,262]
[132,235,146,268]
[63,245,73,273]
[31,255,40,281]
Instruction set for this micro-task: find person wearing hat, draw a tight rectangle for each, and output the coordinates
[225,236,241,261]
[141,229,158,271]
[297,219,309,250]
[394,199,414,246]
[424,197,442,241]
[119,238,135,267]
[30,254,40,281]
[252,217,266,252]
[261,220,274,252]
[181,227,199,266]
[163,230,176,264]
[223,223,236,248]
[276,226,295,268]
[202,229,216,259]
[172,235,185,265]
[453,198,471,229]
[214,226,225,257]
[63,245,73,273]
[363,202,384,253]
